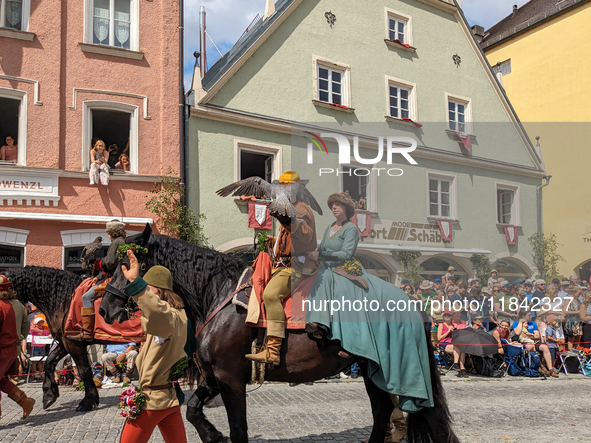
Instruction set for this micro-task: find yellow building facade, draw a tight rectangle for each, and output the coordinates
[481,1,591,281]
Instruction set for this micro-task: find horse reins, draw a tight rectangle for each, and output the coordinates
[105,283,139,318]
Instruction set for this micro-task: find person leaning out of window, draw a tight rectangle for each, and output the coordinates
[119,250,189,443]
[0,135,18,163]
[89,140,110,186]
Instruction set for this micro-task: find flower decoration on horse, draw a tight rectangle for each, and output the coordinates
[117,243,148,260]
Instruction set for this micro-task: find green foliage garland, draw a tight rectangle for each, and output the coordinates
[117,243,148,259]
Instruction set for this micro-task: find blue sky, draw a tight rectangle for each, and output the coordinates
[183,0,530,90]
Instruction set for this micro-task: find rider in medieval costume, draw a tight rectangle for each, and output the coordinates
[305,193,434,414]
[245,171,317,365]
[80,220,127,341]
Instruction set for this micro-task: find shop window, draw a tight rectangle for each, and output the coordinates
[0,244,24,268]
[64,245,108,275]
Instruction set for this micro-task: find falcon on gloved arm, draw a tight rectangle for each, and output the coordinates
[216,175,323,217]
[80,236,104,271]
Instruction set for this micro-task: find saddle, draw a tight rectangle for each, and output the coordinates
[64,278,146,343]
[231,253,314,330]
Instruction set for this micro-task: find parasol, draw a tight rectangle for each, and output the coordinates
[451,328,499,357]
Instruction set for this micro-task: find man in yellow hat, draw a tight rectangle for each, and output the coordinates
[245,171,318,365]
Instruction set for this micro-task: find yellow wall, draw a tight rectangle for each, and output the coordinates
[485,3,591,279]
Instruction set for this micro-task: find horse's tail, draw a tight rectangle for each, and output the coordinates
[406,320,460,443]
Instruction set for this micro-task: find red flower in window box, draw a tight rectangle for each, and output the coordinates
[332,103,349,110]
[401,117,423,128]
[392,39,410,48]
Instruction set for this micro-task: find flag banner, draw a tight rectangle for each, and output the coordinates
[437,220,453,242]
[352,212,372,237]
[456,132,471,153]
[248,203,272,229]
[504,226,517,245]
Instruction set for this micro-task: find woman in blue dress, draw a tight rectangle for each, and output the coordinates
[305,193,433,412]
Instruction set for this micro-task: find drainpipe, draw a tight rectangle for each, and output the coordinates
[179,0,187,205]
[537,175,551,234]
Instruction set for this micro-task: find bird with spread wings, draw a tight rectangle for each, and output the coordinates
[216,176,323,217]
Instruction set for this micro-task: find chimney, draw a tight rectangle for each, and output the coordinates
[264,0,276,20]
[471,25,485,43]
[199,6,207,79]
[513,4,518,16]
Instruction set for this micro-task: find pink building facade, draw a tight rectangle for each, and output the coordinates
[0,0,180,273]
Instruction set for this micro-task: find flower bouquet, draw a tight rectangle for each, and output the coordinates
[575,346,591,357]
[118,385,146,420]
[333,259,368,290]
[117,243,149,259]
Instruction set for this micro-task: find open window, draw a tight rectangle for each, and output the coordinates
[342,165,369,210]
[234,140,282,186]
[0,0,30,31]
[83,101,138,173]
[0,89,27,165]
[84,0,139,50]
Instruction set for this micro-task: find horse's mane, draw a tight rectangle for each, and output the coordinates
[7,266,83,317]
[146,234,247,324]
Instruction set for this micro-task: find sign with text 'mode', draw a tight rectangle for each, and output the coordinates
[362,220,449,245]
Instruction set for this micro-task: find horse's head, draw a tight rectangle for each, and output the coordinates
[99,223,153,324]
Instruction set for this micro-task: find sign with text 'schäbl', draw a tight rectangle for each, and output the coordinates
[362,220,448,245]
[0,172,61,206]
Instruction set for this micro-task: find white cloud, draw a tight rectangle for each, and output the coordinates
[184,0,263,89]
[461,0,529,30]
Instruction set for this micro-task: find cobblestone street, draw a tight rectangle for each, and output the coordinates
[1,375,590,443]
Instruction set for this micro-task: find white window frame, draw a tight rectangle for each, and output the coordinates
[339,163,377,213]
[82,100,139,174]
[0,226,28,267]
[83,0,139,51]
[233,139,282,184]
[385,76,417,122]
[0,87,27,166]
[313,55,352,108]
[445,92,472,135]
[426,172,457,220]
[384,7,412,46]
[0,0,30,31]
[495,182,520,226]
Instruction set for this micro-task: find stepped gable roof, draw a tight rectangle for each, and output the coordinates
[481,0,588,50]
[202,0,296,92]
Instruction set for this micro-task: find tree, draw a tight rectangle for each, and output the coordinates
[145,167,208,247]
[397,251,424,286]
[470,254,492,286]
[528,233,564,280]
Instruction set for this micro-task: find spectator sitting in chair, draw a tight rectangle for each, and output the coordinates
[512,311,558,377]
[101,343,138,383]
[437,311,468,377]
[469,315,486,330]
[492,319,511,354]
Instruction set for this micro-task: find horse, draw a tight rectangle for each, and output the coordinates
[8,266,110,412]
[100,224,459,443]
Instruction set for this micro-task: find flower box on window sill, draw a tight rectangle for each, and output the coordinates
[312,100,355,114]
[445,129,475,139]
[385,116,422,128]
[384,39,416,53]
[0,28,35,41]
[79,43,144,60]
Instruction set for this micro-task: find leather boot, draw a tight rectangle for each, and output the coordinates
[123,368,133,384]
[8,386,35,419]
[245,336,282,366]
[391,409,407,443]
[112,368,122,383]
[81,307,95,341]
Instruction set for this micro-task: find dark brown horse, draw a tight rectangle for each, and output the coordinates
[100,224,459,443]
[6,267,105,411]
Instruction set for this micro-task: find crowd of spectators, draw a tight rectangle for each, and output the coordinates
[400,268,591,377]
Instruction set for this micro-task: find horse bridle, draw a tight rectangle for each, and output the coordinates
[105,283,139,319]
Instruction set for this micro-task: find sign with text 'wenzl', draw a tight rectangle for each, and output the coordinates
[0,171,61,206]
[362,221,447,245]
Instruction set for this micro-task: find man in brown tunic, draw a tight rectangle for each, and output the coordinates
[245,171,317,365]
